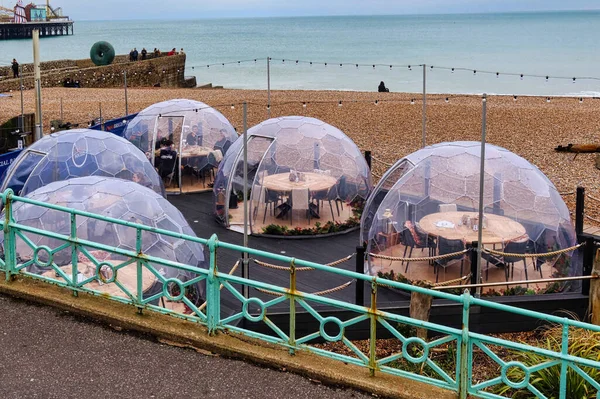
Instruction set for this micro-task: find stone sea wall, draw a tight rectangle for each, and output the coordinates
[0,54,194,93]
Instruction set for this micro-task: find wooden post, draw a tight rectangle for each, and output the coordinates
[575,186,585,237]
[469,241,478,295]
[410,282,433,340]
[590,247,600,325]
[355,245,366,306]
[364,150,372,170]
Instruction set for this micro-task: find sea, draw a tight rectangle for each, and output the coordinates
[1,11,600,96]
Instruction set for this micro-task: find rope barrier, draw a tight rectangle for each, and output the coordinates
[369,249,470,262]
[252,253,355,272]
[482,242,584,259]
[432,273,472,287]
[256,279,355,297]
[559,191,576,196]
[371,156,394,167]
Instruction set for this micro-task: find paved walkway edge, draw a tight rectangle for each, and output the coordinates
[0,274,457,399]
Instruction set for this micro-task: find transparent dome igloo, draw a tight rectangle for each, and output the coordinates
[123,99,238,194]
[365,141,578,293]
[0,129,165,197]
[213,116,372,235]
[4,176,205,306]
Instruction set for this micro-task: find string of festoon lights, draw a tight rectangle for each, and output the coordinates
[186,56,600,103]
[126,93,592,122]
[188,56,600,82]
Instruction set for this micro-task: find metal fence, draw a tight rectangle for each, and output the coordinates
[0,188,599,399]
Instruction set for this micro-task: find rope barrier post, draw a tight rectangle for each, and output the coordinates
[60,97,63,120]
[576,186,585,237]
[364,150,372,170]
[590,246,600,325]
[355,245,366,306]
[469,242,478,295]
[582,235,596,296]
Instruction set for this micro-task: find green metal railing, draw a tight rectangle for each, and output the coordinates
[0,188,599,399]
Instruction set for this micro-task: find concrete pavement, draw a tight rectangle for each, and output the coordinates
[0,294,371,399]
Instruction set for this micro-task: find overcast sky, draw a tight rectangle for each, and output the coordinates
[24,0,600,20]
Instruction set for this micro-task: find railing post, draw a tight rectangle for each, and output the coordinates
[289,259,296,355]
[70,212,78,296]
[459,289,471,399]
[364,150,372,170]
[469,242,478,295]
[206,234,220,335]
[3,190,16,281]
[575,186,585,237]
[590,246,600,325]
[559,323,569,399]
[369,281,377,377]
[582,236,596,296]
[355,245,366,306]
[135,227,143,313]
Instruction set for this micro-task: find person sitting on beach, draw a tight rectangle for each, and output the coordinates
[167,48,177,56]
[186,125,199,146]
[154,48,160,57]
[378,81,390,93]
[141,48,147,60]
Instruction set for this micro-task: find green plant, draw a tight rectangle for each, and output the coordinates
[493,325,600,398]
[261,216,360,236]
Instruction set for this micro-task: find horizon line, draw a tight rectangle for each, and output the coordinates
[74,8,600,22]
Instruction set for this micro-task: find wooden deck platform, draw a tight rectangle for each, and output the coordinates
[168,192,596,333]
[168,192,398,315]
[583,223,600,236]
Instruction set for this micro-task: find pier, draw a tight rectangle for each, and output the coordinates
[0,20,73,40]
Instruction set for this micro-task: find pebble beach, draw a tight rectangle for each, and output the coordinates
[1,87,598,224]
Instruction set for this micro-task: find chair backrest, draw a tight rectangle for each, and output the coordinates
[503,239,528,262]
[437,237,465,263]
[439,204,458,213]
[291,188,309,210]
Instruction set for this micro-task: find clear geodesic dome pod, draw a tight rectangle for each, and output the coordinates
[0,129,165,197]
[122,99,238,194]
[360,147,439,245]
[213,116,372,235]
[3,176,206,306]
[365,141,577,292]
